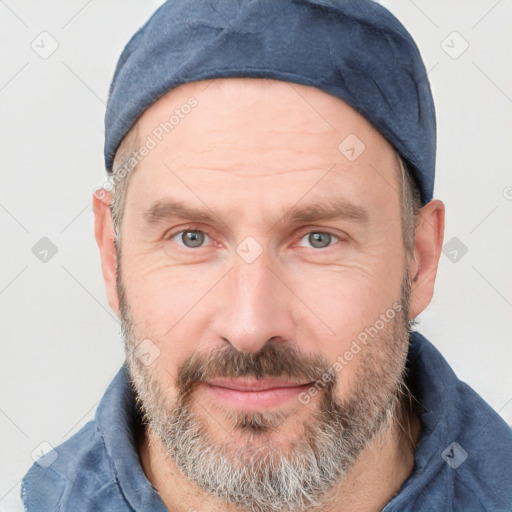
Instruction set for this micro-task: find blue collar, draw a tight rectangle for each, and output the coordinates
[94,363,168,510]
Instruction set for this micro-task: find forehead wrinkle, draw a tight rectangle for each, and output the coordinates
[166,147,339,173]
[168,166,333,179]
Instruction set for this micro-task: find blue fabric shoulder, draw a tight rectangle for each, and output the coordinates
[384,331,512,512]
[20,419,129,511]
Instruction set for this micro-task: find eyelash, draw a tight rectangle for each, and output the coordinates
[166,226,343,251]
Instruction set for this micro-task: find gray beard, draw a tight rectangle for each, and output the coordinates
[119,272,412,512]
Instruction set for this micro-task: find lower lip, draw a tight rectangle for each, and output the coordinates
[202,382,312,410]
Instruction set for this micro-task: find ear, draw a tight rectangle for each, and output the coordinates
[93,189,120,317]
[408,199,445,319]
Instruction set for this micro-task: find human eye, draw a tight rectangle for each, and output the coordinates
[169,229,212,249]
[297,231,341,249]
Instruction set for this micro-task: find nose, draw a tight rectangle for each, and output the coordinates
[211,252,296,354]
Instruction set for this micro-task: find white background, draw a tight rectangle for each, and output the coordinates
[1,1,511,509]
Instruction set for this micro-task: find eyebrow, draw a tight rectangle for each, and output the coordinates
[285,198,369,225]
[143,197,369,228]
[144,199,219,225]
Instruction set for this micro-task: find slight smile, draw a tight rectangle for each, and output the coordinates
[202,378,314,410]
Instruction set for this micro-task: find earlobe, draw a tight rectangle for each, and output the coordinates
[93,190,120,316]
[408,199,445,319]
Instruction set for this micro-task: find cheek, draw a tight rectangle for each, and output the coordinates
[122,250,205,325]
[288,260,405,368]
[120,259,224,372]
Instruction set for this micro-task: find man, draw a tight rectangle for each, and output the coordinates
[21,1,512,511]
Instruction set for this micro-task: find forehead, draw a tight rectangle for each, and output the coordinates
[124,78,401,221]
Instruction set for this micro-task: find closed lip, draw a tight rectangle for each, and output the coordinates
[204,377,313,392]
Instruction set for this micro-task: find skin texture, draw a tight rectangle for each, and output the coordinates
[93,78,445,511]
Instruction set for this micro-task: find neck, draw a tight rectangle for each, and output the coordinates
[137,400,422,512]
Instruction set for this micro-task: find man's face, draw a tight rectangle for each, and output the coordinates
[116,78,412,509]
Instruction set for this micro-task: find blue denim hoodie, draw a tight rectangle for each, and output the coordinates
[21,332,512,511]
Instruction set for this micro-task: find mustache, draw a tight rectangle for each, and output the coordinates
[176,343,334,395]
